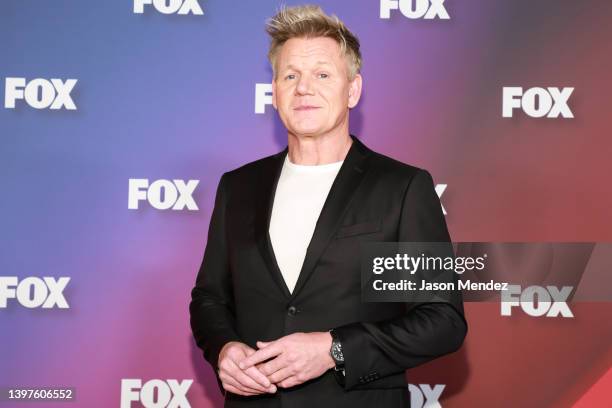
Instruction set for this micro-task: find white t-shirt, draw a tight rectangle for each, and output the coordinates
[269,155,343,293]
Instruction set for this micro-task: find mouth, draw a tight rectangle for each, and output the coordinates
[294,106,320,111]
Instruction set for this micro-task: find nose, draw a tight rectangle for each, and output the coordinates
[295,75,314,96]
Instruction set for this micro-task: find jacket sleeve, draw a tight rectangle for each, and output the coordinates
[189,173,242,392]
[332,169,468,390]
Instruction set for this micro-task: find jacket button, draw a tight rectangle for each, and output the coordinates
[287,306,297,316]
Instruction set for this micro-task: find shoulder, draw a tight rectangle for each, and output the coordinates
[365,147,434,189]
[221,151,283,184]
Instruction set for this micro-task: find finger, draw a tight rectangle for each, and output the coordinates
[219,371,264,394]
[257,340,271,348]
[239,344,282,370]
[278,376,299,389]
[268,367,294,384]
[227,359,270,392]
[223,382,260,396]
[244,365,276,390]
[259,356,288,376]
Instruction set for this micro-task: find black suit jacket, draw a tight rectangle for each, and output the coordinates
[190,135,467,408]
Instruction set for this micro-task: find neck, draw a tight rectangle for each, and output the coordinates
[287,127,352,165]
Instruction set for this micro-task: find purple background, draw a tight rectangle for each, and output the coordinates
[1,0,611,406]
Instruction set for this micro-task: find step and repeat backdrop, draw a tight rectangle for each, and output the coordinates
[1,0,611,407]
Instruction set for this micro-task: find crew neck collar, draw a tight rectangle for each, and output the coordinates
[284,155,344,172]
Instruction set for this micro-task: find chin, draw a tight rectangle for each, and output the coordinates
[292,128,324,137]
[290,123,324,136]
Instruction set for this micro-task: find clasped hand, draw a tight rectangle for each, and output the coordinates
[217,332,334,396]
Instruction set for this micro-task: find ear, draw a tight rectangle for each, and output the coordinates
[272,79,278,110]
[348,73,362,108]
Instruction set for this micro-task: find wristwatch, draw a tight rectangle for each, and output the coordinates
[329,329,345,372]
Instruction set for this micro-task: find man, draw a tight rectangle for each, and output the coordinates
[190,5,467,407]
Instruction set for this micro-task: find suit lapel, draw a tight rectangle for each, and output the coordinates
[254,147,293,299]
[290,135,372,300]
[254,135,373,301]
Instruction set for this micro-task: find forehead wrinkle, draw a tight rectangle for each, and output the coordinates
[283,60,334,71]
[277,38,346,76]
[295,46,337,58]
[282,40,341,61]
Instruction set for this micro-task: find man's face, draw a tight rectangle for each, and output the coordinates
[272,36,362,138]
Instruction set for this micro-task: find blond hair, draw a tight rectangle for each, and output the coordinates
[265,4,362,80]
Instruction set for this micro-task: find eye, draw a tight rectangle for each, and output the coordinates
[318,73,329,79]
[285,74,296,80]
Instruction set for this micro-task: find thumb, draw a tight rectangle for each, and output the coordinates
[256,340,271,348]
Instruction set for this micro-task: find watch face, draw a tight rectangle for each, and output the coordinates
[332,342,344,362]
